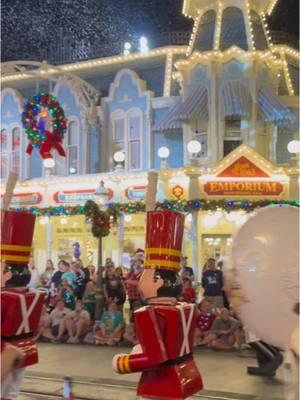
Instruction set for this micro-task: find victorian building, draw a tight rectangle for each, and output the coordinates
[1,0,299,276]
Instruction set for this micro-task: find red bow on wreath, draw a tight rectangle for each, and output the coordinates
[39,131,66,159]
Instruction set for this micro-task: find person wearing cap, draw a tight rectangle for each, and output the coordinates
[1,210,45,399]
[112,210,203,399]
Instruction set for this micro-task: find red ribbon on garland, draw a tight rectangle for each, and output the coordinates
[39,131,66,159]
[26,143,34,155]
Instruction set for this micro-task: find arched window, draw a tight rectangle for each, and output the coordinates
[220,7,248,51]
[112,109,142,170]
[54,118,79,176]
[11,127,21,174]
[0,126,21,179]
[250,11,268,50]
[67,120,79,174]
[194,11,216,52]
[128,111,142,170]
[0,128,8,179]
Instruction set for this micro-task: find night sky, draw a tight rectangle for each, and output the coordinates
[1,0,299,63]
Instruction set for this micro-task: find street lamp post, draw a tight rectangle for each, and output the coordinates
[186,140,202,281]
[94,180,109,320]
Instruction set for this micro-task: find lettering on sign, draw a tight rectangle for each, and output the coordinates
[54,189,113,204]
[217,157,269,178]
[203,181,284,196]
[125,186,146,201]
[0,192,42,206]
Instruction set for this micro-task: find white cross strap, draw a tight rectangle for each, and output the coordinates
[179,304,195,356]
[15,291,42,335]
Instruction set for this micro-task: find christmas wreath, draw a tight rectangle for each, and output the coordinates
[84,200,113,238]
[22,92,67,159]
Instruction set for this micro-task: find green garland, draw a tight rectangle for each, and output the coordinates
[14,198,299,220]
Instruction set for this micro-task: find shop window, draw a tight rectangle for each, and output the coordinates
[67,120,79,175]
[0,126,21,179]
[112,109,142,171]
[113,117,125,152]
[11,127,21,174]
[54,119,79,176]
[224,116,242,156]
[0,128,8,179]
[128,114,141,169]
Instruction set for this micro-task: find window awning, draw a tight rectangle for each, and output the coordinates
[173,85,209,122]
[258,89,295,126]
[152,97,183,131]
[220,81,252,117]
[153,86,209,131]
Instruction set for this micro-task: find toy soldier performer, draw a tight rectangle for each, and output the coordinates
[1,210,45,400]
[113,210,203,399]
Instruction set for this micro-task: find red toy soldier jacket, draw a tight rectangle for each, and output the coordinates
[1,287,44,367]
[113,300,203,399]
[1,209,45,367]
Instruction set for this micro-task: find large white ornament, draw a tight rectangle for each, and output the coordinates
[225,206,299,349]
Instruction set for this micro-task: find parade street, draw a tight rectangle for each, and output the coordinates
[20,343,287,400]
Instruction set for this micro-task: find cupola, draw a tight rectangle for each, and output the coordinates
[182,0,274,54]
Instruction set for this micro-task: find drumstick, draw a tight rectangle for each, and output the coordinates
[145,171,158,212]
[2,172,18,210]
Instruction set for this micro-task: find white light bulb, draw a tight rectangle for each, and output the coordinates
[158,146,170,159]
[43,158,55,168]
[187,140,201,154]
[113,151,125,163]
[60,217,67,224]
[287,140,300,154]
[187,213,193,222]
[139,36,149,53]
[124,214,132,222]
[39,216,49,225]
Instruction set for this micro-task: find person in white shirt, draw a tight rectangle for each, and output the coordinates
[27,256,40,289]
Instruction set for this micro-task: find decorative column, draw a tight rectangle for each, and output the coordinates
[118,213,125,266]
[187,170,201,281]
[46,219,53,260]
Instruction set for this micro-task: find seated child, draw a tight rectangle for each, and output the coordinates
[94,301,124,346]
[180,278,196,303]
[194,298,217,346]
[210,308,241,350]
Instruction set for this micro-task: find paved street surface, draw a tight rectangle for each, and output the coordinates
[19,343,289,399]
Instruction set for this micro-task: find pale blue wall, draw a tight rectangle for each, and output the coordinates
[105,71,150,170]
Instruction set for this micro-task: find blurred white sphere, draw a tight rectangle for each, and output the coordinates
[43,158,55,168]
[124,214,132,222]
[287,140,300,154]
[187,140,201,154]
[225,206,299,349]
[157,146,170,159]
[113,151,125,163]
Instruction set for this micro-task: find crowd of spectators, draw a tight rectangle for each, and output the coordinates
[33,253,243,351]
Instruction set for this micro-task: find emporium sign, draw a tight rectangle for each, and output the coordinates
[203,181,284,196]
[203,156,284,197]
[54,189,113,204]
